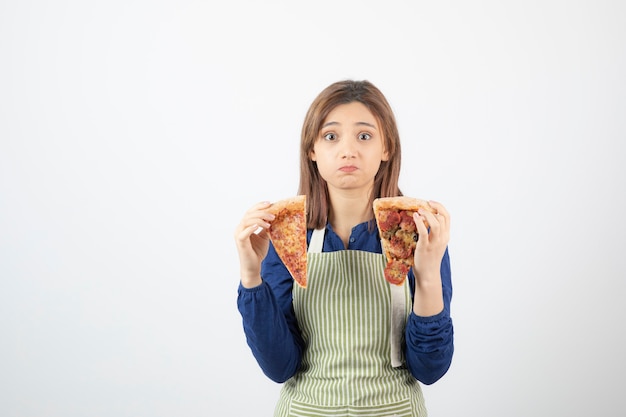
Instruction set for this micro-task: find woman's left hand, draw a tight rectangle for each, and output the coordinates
[412,200,450,283]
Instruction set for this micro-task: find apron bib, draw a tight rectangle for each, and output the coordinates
[274,229,427,417]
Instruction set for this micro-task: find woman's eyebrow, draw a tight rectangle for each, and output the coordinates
[322,121,377,129]
[355,121,377,129]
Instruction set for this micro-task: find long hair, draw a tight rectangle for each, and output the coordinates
[298,80,403,229]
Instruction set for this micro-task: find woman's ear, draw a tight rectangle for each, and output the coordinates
[382,148,389,161]
[310,150,316,161]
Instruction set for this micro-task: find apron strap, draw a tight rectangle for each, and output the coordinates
[308,228,325,254]
[389,281,407,368]
[383,238,407,368]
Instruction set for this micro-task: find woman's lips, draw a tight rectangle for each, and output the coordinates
[339,165,357,172]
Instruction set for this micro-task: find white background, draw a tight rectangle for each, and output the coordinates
[1,1,625,416]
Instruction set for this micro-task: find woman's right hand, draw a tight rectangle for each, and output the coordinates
[233,201,276,288]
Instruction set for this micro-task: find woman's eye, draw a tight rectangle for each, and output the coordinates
[358,133,372,140]
[323,132,337,141]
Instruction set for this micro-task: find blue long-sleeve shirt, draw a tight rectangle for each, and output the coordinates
[237,221,454,385]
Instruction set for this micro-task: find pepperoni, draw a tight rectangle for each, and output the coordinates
[379,210,401,232]
[384,260,411,285]
[389,234,413,258]
[399,210,416,232]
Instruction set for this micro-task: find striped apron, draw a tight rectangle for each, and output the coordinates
[274,229,427,417]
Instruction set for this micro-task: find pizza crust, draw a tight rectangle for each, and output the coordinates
[267,195,307,217]
[373,196,434,213]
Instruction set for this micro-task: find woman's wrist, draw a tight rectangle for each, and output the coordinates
[240,274,263,289]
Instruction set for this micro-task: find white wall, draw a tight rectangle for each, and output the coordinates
[1,1,624,416]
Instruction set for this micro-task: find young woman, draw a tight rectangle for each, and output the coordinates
[234,80,453,416]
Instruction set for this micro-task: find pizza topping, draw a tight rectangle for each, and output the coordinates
[378,210,401,233]
[373,197,435,285]
[398,210,416,233]
[389,232,414,259]
[379,209,419,260]
[384,260,411,286]
[267,195,308,288]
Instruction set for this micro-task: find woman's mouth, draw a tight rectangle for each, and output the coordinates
[339,165,357,173]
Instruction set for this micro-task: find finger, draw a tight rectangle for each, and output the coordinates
[249,215,274,231]
[242,201,272,217]
[253,201,276,218]
[252,200,272,210]
[255,226,270,240]
[418,207,440,236]
[239,202,276,231]
[428,201,450,225]
[429,201,451,241]
[413,212,429,245]
[237,216,273,240]
[235,223,260,243]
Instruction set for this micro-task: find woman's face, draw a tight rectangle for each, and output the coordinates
[310,101,388,194]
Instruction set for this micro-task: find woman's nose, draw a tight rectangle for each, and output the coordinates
[340,141,356,158]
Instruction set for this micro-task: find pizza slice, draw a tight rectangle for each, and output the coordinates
[267,195,308,288]
[373,196,436,285]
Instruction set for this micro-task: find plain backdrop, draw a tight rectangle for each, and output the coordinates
[1,1,625,416]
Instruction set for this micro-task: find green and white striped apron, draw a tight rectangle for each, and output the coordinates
[274,229,427,417]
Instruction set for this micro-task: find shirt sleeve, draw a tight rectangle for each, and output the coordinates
[404,247,454,385]
[236,242,304,383]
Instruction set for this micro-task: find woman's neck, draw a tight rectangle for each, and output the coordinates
[328,189,372,248]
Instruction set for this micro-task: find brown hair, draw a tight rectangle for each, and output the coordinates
[298,80,403,229]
